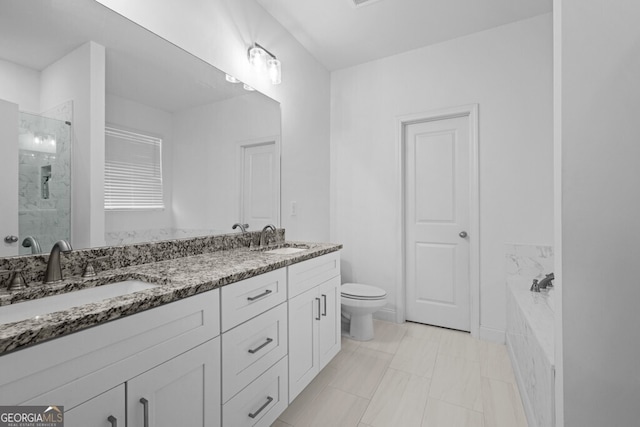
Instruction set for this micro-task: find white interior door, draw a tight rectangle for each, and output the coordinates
[405,115,471,331]
[0,99,19,257]
[239,139,280,231]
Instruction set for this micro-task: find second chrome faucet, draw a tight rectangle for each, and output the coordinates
[260,225,276,247]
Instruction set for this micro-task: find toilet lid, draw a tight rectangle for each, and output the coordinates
[341,283,387,299]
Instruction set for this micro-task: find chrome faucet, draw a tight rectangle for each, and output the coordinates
[22,236,42,254]
[530,272,554,292]
[260,224,276,247]
[232,223,249,233]
[44,239,73,284]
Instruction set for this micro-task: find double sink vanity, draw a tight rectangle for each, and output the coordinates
[0,231,342,427]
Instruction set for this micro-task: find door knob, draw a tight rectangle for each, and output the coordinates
[4,235,18,244]
[459,231,468,238]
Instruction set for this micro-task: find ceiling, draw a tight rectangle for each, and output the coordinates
[256,0,552,71]
[0,0,249,113]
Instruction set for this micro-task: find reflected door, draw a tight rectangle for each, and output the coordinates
[0,99,19,257]
[239,138,280,231]
[405,116,471,331]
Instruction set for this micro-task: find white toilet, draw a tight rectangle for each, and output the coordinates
[341,283,387,341]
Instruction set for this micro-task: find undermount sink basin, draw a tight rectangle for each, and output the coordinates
[264,247,309,255]
[0,280,159,325]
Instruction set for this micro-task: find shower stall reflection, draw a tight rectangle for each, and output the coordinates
[18,112,71,255]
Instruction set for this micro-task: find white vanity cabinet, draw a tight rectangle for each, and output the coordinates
[221,268,289,427]
[0,248,342,426]
[287,252,341,402]
[128,338,220,427]
[0,289,221,427]
[62,339,220,427]
[65,385,125,427]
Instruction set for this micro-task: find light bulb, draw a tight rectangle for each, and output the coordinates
[225,74,240,83]
[248,45,267,73]
[268,59,281,85]
[243,84,255,91]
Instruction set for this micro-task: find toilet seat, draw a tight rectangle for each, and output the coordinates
[341,283,387,300]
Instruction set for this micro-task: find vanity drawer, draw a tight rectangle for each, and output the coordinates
[221,268,287,332]
[222,356,288,427]
[288,251,340,298]
[222,303,287,402]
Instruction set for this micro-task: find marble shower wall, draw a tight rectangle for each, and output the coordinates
[18,104,72,255]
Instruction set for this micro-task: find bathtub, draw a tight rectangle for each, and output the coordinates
[506,277,555,427]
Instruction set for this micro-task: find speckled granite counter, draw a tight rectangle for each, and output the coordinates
[0,242,341,355]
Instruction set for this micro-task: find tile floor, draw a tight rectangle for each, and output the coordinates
[272,320,528,427]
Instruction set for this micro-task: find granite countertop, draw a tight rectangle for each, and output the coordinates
[0,242,341,355]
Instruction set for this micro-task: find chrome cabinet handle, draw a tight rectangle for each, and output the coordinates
[321,294,327,316]
[248,396,273,419]
[459,231,468,238]
[315,297,321,320]
[247,289,272,301]
[248,338,273,354]
[140,398,149,427]
[107,415,117,427]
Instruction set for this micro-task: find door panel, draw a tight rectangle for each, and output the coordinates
[65,384,125,427]
[288,287,319,402]
[405,115,470,331]
[319,276,341,369]
[240,140,279,230]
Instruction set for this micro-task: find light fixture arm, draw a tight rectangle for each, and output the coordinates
[248,42,277,61]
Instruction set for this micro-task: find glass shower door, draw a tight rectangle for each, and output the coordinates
[18,113,71,255]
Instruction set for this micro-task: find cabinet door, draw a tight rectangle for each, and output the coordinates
[127,337,221,427]
[65,384,125,427]
[288,286,320,403]
[319,276,341,369]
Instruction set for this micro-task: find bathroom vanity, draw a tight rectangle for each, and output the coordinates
[0,234,341,427]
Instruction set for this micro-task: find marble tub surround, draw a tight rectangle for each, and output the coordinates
[0,240,341,355]
[505,244,555,427]
[0,229,285,287]
[506,244,554,285]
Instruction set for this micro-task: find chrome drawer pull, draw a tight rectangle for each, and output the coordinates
[321,294,327,316]
[316,297,321,320]
[140,398,149,427]
[107,415,117,427]
[248,396,273,419]
[247,289,272,301]
[248,338,273,354]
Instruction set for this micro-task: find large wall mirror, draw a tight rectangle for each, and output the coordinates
[0,0,281,256]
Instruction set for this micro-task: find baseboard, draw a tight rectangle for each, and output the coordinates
[479,326,505,344]
[373,307,398,323]
[507,334,537,427]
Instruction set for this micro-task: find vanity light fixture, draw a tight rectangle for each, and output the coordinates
[225,74,241,83]
[248,42,282,85]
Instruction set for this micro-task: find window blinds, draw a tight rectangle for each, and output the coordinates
[104,126,164,210]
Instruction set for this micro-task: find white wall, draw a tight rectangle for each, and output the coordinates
[558,0,640,425]
[0,59,40,113]
[40,41,106,249]
[330,14,553,337]
[172,93,280,233]
[0,99,19,257]
[104,94,174,234]
[96,0,331,242]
